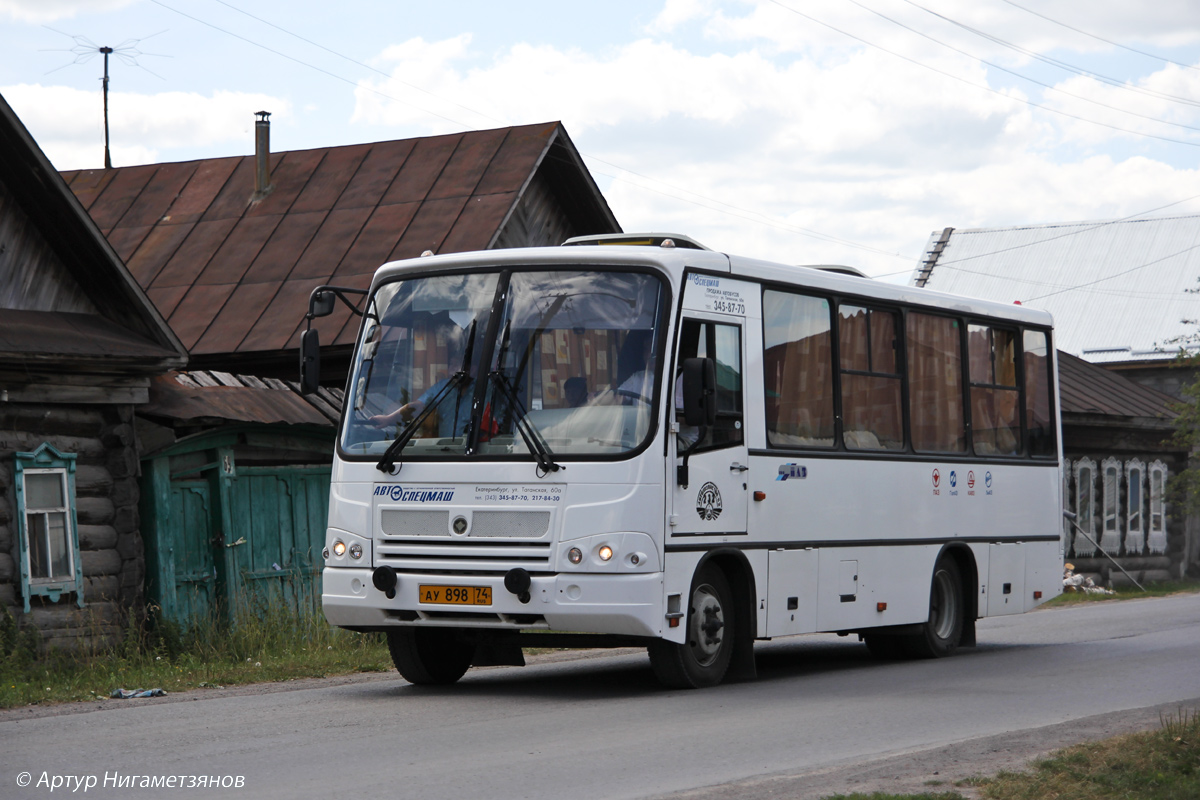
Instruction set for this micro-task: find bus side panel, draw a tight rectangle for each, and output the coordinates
[815,546,935,632]
[1024,540,1063,610]
[986,543,1025,615]
[662,551,705,644]
[766,549,818,636]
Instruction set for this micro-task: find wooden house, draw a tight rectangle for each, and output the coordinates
[0,93,187,651]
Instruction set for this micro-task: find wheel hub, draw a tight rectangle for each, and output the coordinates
[688,584,725,666]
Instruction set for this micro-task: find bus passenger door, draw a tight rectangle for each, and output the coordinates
[670,316,749,537]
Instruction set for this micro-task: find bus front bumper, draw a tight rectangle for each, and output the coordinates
[321,568,664,638]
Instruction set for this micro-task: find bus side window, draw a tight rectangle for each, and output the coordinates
[838,305,903,451]
[907,312,966,453]
[763,290,835,448]
[677,319,743,450]
[1023,329,1056,457]
[968,324,1019,456]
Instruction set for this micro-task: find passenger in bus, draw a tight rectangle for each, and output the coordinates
[564,376,589,408]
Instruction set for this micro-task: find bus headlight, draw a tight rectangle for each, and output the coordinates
[598,545,614,562]
[332,540,347,557]
[568,547,583,564]
[349,543,363,560]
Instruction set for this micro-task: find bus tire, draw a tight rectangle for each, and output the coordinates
[648,565,734,689]
[902,557,964,659]
[387,627,473,685]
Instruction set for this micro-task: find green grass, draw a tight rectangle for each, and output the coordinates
[822,709,1200,800]
[0,590,391,709]
[1044,578,1200,607]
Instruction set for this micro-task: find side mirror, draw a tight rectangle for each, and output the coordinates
[299,328,320,395]
[309,290,336,318]
[682,357,716,427]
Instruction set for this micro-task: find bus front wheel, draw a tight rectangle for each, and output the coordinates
[649,565,734,689]
[387,627,473,685]
[903,557,964,659]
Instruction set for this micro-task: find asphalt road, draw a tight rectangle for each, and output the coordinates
[3,593,1199,800]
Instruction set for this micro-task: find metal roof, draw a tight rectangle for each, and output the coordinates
[911,216,1200,364]
[1057,351,1177,422]
[61,122,618,369]
[142,370,343,427]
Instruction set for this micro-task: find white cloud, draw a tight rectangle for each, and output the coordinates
[3,83,290,169]
[0,0,134,24]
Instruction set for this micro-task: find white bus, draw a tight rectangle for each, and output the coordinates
[305,234,1063,689]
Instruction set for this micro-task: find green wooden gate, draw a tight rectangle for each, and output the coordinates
[141,427,334,630]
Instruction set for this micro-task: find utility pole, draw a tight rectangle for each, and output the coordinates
[101,45,113,169]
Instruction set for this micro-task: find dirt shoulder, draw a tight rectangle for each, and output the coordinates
[653,698,1200,800]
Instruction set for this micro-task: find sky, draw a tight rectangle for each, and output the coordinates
[3,0,1200,283]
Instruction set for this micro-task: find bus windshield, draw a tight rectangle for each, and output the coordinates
[340,268,666,459]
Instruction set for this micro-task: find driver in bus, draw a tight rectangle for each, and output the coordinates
[368,319,477,438]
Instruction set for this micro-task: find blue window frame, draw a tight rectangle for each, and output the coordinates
[14,443,83,613]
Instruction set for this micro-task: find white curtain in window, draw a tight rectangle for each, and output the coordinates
[1124,459,1145,555]
[1072,458,1097,557]
[1148,460,1168,554]
[1100,457,1121,553]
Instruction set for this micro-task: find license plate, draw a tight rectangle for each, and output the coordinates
[418,584,492,606]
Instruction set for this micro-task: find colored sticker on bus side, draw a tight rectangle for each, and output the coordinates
[687,274,747,315]
[776,464,807,481]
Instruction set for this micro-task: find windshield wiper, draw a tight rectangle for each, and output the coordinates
[488,370,562,476]
[375,371,470,474]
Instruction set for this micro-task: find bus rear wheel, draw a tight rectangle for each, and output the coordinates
[649,565,734,689]
[387,627,473,685]
[902,557,964,659]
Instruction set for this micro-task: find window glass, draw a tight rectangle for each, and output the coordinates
[838,304,903,451]
[677,319,743,450]
[763,290,835,447]
[907,313,965,452]
[969,324,1019,455]
[1023,329,1056,457]
[22,469,74,583]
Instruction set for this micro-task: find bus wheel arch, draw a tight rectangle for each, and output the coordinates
[903,546,972,658]
[649,549,757,688]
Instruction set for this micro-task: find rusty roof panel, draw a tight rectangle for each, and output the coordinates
[390,196,468,261]
[169,284,237,349]
[62,168,118,212]
[192,281,282,354]
[335,139,415,210]
[87,164,157,230]
[196,215,282,285]
[240,279,321,353]
[106,224,153,263]
[1058,351,1177,420]
[201,157,256,222]
[144,372,332,426]
[244,210,327,283]
[290,144,370,214]
[165,157,240,225]
[151,218,238,288]
[380,134,460,206]
[440,192,516,254]
[246,149,326,217]
[118,161,198,228]
[332,201,421,278]
[291,206,372,279]
[127,222,194,286]
[427,127,507,200]
[147,285,189,321]
[473,124,555,196]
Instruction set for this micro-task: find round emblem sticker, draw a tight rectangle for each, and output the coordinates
[696,482,723,522]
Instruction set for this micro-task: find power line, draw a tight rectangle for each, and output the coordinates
[902,0,1200,110]
[998,0,1200,74]
[768,0,1200,147]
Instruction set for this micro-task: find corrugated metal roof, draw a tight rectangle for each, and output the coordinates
[1057,351,1177,421]
[142,370,343,426]
[912,215,1200,363]
[62,122,619,365]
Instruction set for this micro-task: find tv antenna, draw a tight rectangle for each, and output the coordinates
[43,30,168,169]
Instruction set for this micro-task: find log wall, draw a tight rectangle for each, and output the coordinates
[0,401,142,652]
